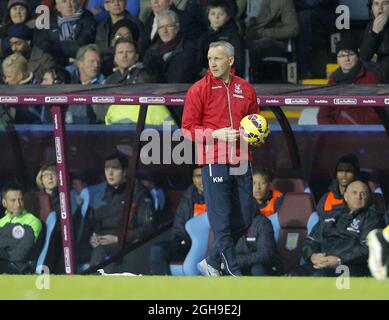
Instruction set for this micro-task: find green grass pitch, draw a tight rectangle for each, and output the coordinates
[1,275,388,300]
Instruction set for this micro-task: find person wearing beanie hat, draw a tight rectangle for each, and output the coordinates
[316,153,361,219]
[111,18,140,45]
[7,0,29,23]
[317,36,382,124]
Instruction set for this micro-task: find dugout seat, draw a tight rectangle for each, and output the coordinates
[272,178,312,194]
[169,212,212,276]
[24,192,57,274]
[268,192,319,273]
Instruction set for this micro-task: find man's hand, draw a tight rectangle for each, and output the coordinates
[212,127,240,142]
[310,253,326,267]
[311,253,340,269]
[98,235,119,245]
[90,233,100,248]
[373,14,389,34]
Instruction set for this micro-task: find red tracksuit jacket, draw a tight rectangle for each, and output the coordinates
[182,69,259,165]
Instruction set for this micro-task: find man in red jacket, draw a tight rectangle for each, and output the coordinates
[182,40,259,276]
[317,38,381,124]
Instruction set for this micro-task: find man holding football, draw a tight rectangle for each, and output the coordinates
[182,41,261,276]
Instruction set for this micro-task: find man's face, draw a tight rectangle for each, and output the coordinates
[41,169,58,193]
[372,0,389,18]
[9,5,27,24]
[78,50,101,82]
[336,163,356,188]
[151,0,171,14]
[114,42,138,69]
[41,71,54,85]
[2,190,24,216]
[252,174,271,203]
[105,158,126,187]
[2,66,23,84]
[9,37,30,55]
[337,50,358,73]
[208,7,229,30]
[192,168,203,194]
[208,45,233,82]
[157,16,179,43]
[104,0,126,15]
[344,181,369,211]
[56,0,80,17]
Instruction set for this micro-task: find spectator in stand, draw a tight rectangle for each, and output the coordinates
[360,0,389,83]
[317,38,381,125]
[252,167,283,218]
[197,0,244,77]
[293,0,338,79]
[33,0,97,67]
[89,152,155,272]
[290,179,385,277]
[234,167,282,275]
[245,0,298,79]
[149,167,206,275]
[0,182,42,274]
[0,0,32,58]
[67,44,105,124]
[316,153,360,219]
[86,0,140,23]
[4,23,56,82]
[41,65,71,85]
[95,0,145,75]
[143,9,198,83]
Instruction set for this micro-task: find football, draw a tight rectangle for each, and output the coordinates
[239,114,270,144]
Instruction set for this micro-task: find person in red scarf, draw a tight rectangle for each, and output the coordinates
[142,9,198,83]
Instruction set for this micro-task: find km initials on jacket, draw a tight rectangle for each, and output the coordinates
[213,177,223,183]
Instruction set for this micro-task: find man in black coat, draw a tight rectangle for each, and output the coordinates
[149,167,205,275]
[290,180,386,277]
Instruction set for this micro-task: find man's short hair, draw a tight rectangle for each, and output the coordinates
[104,152,128,170]
[209,41,235,58]
[76,44,101,62]
[207,0,231,16]
[252,166,274,182]
[114,38,138,55]
[336,153,360,175]
[2,181,23,198]
[156,9,180,28]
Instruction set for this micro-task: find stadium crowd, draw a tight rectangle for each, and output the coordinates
[0,0,389,277]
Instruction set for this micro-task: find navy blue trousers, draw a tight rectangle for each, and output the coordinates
[201,163,253,276]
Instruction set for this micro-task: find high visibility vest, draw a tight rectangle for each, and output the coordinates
[324,191,344,212]
[260,189,283,217]
[194,203,207,216]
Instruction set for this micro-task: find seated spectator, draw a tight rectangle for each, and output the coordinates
[316,153,360,219]
[197,0,244,77]
[294,0,338,79]
[360,0,389,83]
[149,166,206,275]
[5,23,56,82]
[95,0,145,75]
[245,0,298,79]
[252,166,283,217]
[89,152,155,272]
[66,44,105,123]
[317,38,381,124]
[41,65,71,85]
[1,0,32,58]
[86,0,140,23]
[142,9,198,83]
[0,182,42,274]
[1,53,43,124]
[33,0,97,67]
[105,38,152,84]
[290,180,386,277]
[234,168,282,276]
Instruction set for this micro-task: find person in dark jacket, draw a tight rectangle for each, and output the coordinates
[197,0,244,77]
[360,0,389,83]
[316,153,359,219]
[149,167,206,275]
[142,9,198,83]
[33,0,97,67]
[290,179,386,277]
[318,38,382,124]
[0,182,42,274]
[95,0,145,76]
[89,152,155,272]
